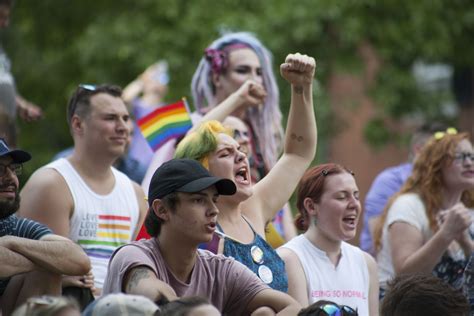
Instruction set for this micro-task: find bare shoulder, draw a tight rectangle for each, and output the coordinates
[20,167,71,205]
[277,247,297,261]
[362,251,378,271]
[131,181,146,200]
[277,247,304,271]
[19,167,73,226]
[22,167,69,194]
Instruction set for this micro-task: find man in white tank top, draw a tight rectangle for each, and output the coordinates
[18,84,148,302]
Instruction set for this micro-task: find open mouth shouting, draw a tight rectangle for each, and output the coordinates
[235,166,250,185]
[342,214,358,230]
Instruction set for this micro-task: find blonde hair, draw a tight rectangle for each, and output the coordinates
[174,120,232,169]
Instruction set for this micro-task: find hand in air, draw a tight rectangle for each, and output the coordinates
[234,80,267,109]
[17,100,43,122]
[280,53,316,86]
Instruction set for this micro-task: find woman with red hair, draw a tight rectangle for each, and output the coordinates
[278,163,379,315]
[373,129,474,299]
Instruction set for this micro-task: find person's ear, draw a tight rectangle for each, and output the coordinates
[303,197,319,217]
[212,72,222,90]
[71,115,84,136]
[152,199,169,221]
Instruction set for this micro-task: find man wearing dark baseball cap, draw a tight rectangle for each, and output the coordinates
[103,158,301,315]
[0,137,31,163]
[0,138,90,315]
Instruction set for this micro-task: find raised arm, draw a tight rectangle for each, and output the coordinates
[188,80,266,133]
[247,53,317,226]
[0,234,90,276]
[123,266,178,302]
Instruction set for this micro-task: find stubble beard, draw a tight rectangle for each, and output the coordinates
[0,191,20,219]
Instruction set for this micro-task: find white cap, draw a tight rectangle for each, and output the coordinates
[83,293,159,316]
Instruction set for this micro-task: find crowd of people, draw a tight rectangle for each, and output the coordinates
[1,0,473,314]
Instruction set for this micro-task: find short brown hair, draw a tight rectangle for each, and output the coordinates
[144,192,179,237]
[66,84,122,127]
[381,274,469,316]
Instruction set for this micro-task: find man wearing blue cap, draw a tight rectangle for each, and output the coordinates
[103,158,301,315]
[0,138,90,315]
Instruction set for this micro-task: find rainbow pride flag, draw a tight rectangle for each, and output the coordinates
[137,99,193,152]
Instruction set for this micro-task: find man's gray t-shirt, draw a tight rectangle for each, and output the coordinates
[103,238,269,314]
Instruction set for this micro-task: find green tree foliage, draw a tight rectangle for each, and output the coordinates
[4,0,473,174]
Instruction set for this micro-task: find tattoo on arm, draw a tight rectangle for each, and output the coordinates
[125,266,153,293]
[291,133,304,142]
[294,85,303,94]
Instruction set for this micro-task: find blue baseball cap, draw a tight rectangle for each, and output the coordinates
[0,138,31,163]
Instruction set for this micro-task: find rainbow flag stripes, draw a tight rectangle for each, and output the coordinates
[78,214,131,260]
[137,99,193,152]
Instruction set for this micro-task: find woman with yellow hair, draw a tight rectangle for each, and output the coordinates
[175,53,317,292]
[374,129,474,297]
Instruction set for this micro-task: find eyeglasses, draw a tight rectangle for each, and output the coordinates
[317,303,358,316]
[0,163,22,177]
[452,152,474,164]
[434,127,457,140]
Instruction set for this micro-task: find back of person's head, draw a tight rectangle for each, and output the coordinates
[408,122,447,161]
[66,84,122,128]
[174,120,232,169]
[191,31,283,169]
[298,300,358,316]
[381,273,469,316]
[82,293,160,316]
[159,296,220,316]
[11,295,80,316]
[295,163,354,231]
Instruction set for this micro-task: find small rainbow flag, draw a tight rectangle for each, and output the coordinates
[137,99,193,152]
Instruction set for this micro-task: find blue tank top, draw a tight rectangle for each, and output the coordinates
[204,217,288,292]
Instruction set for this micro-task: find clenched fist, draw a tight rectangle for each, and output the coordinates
[280,53,316,86]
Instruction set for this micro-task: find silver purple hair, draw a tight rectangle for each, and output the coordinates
[191,32,283,168]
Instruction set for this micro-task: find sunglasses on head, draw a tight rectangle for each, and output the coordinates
[68,84,98,118]
[317,303,358,316]
[68,84,122,122]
